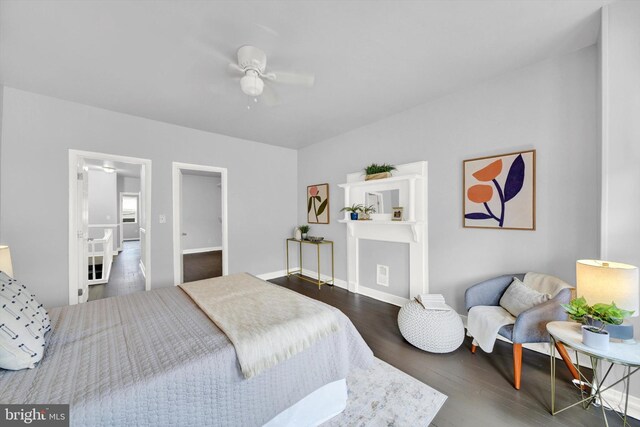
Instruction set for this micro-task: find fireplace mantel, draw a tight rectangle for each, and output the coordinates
[338,161,428,306]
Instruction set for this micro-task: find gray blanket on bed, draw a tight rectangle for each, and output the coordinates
[0,287,373,426]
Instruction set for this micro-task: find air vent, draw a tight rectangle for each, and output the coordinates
[376,264,389,287]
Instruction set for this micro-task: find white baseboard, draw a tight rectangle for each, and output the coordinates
[255,269,349,290]
[139,260,146,278]
[600,386,640,420]
[255,269,404,305]
[182,246,222,255]
[356,285,409,307]
[256,270,288,281]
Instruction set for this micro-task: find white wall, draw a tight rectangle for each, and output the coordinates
[298,45,600,312]
[181,173,222,251]
[600,0,640,406]
[0,87,297,307]
[88,169,117,225]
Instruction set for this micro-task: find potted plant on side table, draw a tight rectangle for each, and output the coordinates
[562,297,634,351]
[340,204,363,221]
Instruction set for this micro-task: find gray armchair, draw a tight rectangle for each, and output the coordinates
[464,273,573,390]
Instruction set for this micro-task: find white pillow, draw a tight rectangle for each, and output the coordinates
[0,272,51,370]
[499,277,550,317]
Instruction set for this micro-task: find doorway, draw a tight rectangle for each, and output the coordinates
[68,150,152,305]
[172,162,228,285]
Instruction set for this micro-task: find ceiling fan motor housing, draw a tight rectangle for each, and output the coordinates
[237,45,267,73]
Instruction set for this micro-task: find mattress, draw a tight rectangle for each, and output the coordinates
[0,286,373,426]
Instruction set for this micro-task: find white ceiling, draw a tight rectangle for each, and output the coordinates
[0,0,609,149]
[84,159,141,178]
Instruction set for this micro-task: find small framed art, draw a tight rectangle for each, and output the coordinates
[391,207,404,221]
[307,183,329,224]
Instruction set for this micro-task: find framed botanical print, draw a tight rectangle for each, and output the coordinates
[307,183,329,224]
[463,150,535,230]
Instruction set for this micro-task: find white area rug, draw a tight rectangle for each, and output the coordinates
[324,358,447,426]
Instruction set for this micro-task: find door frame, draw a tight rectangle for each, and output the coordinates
[172,162,228,285]
[68,150,152,305]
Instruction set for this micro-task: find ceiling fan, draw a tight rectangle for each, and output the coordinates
[227,45,315,106]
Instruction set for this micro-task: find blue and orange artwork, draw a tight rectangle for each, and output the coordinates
[463,150,535,230]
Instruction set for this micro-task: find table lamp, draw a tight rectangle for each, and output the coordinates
[0,245,13,278]
[576,259,639,342]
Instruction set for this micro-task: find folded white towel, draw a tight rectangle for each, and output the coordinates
[466,306,515,352]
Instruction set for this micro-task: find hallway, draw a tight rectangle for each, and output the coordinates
[88,240,145,301]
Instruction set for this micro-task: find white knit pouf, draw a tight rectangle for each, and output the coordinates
[397,300,464,353]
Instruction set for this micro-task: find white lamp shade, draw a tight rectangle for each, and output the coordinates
[0,245,13,278]
[576,259,639,316]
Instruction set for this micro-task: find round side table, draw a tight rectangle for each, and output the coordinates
[547,321,640,426]
[397,300,464,353]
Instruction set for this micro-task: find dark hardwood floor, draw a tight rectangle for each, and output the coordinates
[88,240,145,301]
[183,250,222,283]
[269,275,637,427]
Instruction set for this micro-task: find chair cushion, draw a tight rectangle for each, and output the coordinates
[499,277,550,317]
[0,272,51,370]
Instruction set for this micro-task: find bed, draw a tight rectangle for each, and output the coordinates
[0,275,374,426]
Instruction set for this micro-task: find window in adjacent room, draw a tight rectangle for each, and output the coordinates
[122,195,138,223]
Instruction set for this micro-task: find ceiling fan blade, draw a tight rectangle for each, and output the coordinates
[269,71,315,87]
[227,63,245,75]
[185,36,235,64]
[261,83,281,107]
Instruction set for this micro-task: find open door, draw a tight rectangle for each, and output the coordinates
[76,160,89,303]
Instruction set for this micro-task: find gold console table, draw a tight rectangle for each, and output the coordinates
[286,238,334,288]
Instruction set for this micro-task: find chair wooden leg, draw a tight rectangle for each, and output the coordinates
[471,344,477,354]
[555,342,581,381]
[513,343,523,390]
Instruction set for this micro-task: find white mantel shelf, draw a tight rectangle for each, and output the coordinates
[339,219,424,241]
[337,174,424,188]
[337,220,424,225]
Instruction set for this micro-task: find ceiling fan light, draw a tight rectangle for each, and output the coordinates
[240,74,264,96]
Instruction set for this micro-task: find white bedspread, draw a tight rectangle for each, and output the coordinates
[466,306,515,352]
[180,273,340,379]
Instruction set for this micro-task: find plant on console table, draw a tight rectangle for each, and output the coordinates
[298,225,311,240]
[340,204,363,221]
[562,297,634,351]
[364,163,396,181]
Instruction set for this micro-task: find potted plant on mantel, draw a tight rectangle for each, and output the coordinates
[364,163,397,181]
[562,297,634,351]
[359,205,376,220]
[340,204,363,221]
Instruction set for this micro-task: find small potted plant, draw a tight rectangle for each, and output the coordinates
[562,297,634,351]
[364,163,397,181]
[340,204,363,221]
[298,225,311,240]
[359,205,376,220]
